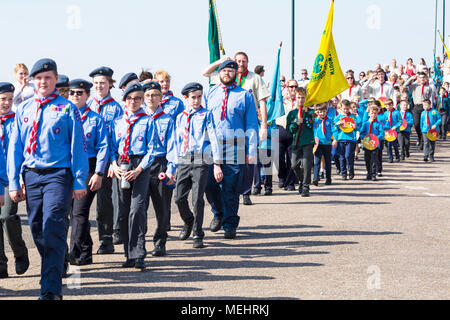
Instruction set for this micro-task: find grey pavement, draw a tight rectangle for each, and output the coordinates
[0,137,449,300]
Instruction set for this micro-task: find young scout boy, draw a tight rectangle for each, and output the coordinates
[312,103,333,186]
[420,99,442,162]
[383,99,402,163]
[398,100,414,160]
[174,82,222,249]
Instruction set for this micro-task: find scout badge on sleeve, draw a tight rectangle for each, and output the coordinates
[362,134,379,151]
[384,129,398,142]
[340,116,356,133]
[427,128,439,141]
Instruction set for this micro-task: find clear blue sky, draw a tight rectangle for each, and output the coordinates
[0,0,448,99]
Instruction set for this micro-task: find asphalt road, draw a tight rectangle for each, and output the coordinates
[0,136,449,300]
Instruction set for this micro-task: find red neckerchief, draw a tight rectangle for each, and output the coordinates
[160,91,174,107]
[369,119,377,134]
[322,116,328,135]
[121,110,147,163]
[220,83,237,120]
[80,106,91,122]
[380,81,386,96]
[181,108,201,153]
[236,70,249,87]
[27,90,59,154]
[0,112,15,151]
[94,95,115,114]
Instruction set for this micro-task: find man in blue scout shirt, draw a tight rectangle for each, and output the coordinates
[67,79,109,266]
[143,81,177,257]
[0,82,29,278]
[203,60,259,239]
[88,66,123,252]
[109,83,157,270]
[175,82,222,249]
[7,58,89,300]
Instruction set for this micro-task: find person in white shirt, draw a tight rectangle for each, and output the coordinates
[361,68,394,99]
[340,70,362,101]
[298,69,309,88]
[12,63,34,110]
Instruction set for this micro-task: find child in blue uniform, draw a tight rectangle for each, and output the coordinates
[313,103,333,186]
[383,99,402,163]
[437,87,449,139]
[398,100,414,160]
[420,99,442,162]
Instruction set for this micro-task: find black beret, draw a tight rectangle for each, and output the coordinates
[0,82,15,94]
[56,74,69,88]
[122,83,143,101]
[30,58,57,77]
[89,66,114,78]
[69,78,93,90]
[181,82,203,96]
[119,72,138,88]
[218,60,238,72]
[142,81,161,92]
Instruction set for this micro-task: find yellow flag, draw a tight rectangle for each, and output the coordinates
[305,0,349,107]
[438,31,450,58]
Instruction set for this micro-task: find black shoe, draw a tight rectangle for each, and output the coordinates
[416,141,421,147]
[134,258,145,269]
[349,172,355,180]
[264,189,272,196]
[38,292,62,300]
[371,175,377,181]
[62,261,69,278]
[312,179,319,186]
[424,157,428,162]
[210,218,222,232]
[278,180,285,188]
[388,158,393,163]
[122,259,136,268]
[97,243,114,254]
[243,195,253,205]
[325,180,332,185]
[112,230,122,245]
[406,151,410,158]
[341,174,348,180]
[224,228,236,239]
[320,171,325,179]
[77,256,93,266]
[301,188,310,197]
[429,156,434,163]
[179,222,193,241]
[377,173,383,177]
[401,155,405,160]
[251,188,261,196]
[419,144,424,151]
[284,185,295,191]
[395,158,400,163]
[193,237,205,249]
[15,254,29,275]
[366,174,371,180]
[151,244,166,257]
[335,168,341,175]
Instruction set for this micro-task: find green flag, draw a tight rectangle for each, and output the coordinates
[208,0,224,63]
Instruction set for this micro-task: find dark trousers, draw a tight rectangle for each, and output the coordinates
[314,145,332,182]
[69,158,96,260]
[364,148,379,177]
[175,155,209,239]
[439,112,448,137]
[398,131,411,157]
[146,156,171,246]
[386,139,400,160]
[118,156,150,260]
[412,105,423,144]
[422,133,436,158]
[23,168,73,296]
[376,140,385,174]
[0,188,28,266]
[205,163,242,231]
[331,145,341,172]
[242,164,255,196]
[291,144,314,188]
[338,141,356,175]
[253,149,273,191]
[275,126,294,187]
[96,163,114,245]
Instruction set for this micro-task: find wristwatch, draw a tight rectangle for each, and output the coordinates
[95,172,104,176]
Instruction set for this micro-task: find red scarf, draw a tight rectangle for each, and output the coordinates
[380,81,386,96]
[181,109,199,153]
[220,83,237,120]
[236,70,249,88]
[27,90,59,154]
[94,96,115,114]
[121,110,147,163]
[0,112,15,151]
[389,110,393,127]
[80,106,91,122]
[322,116,328,135]
[349,85,354,97]
[369,119,376,134]
[426,109,430,127]
[160,91,174,107]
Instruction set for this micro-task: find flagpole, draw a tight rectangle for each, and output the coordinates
[291,0,295,80]
[434,0,438,56]
[444,0,446,56]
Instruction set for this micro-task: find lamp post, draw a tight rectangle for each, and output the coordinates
[291,0,295,80]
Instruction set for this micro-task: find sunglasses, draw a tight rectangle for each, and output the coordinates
[69,90,85,96]
[288,85,298,88]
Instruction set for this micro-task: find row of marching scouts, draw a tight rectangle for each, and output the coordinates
[0,55,448,300]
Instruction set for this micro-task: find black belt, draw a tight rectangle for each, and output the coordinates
[25,167,65,173]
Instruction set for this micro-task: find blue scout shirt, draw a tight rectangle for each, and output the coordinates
[437,96,450,114]
[161,91,185,120]
[145,106,177,175]
[333,113,361,142]
[314,117,334,145]
[7,93,89,191]
[360,120,385,149]
[79,105,109,174]
[204,84,259,159]
[420,108,442,133]
[0,111,16,154]
[259,120,277,150]
[110,108,157,170]
[175,106,221,162]
[383,109,402,132]
[0,146,7,195]
[399,111,414,133]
